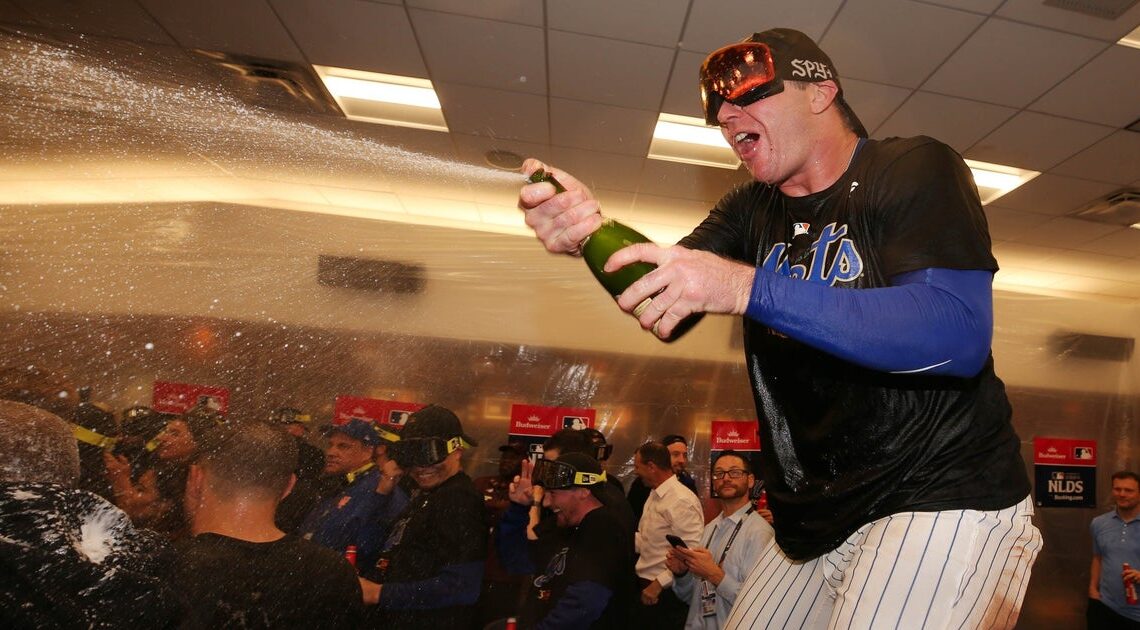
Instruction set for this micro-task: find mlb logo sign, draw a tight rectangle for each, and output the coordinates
[1074,446,1094,460]
[562,415,590,430]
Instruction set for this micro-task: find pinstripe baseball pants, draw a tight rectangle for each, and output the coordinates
[724,495,1042,629]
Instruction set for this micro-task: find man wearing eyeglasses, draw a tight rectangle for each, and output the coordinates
[666,451,773,630]
[357,405,487,629]
[519,26,1039,630]
[498,452,636,629]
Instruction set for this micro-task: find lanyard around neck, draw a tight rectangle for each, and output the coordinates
[704,506,755,566]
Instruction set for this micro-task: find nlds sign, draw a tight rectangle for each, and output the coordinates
[1034,437,1096,509]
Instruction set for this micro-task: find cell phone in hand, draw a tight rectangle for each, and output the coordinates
[666,534,688,548]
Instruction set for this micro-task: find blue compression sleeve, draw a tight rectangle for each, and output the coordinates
[535,581,613,630]
[745,267,993,377]
[377,561,484,609]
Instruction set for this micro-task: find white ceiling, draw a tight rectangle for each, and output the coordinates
[1,0,1139,303]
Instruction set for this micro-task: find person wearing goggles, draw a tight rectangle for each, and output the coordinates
[357,406,487,629]
[496,452,635,629]
[519,25,1038,630]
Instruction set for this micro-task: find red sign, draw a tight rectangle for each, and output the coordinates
[152,381,230,415]
[333,396,424,428]
[1033,437,1096,466]
[710,420,760,451]
[509,404,595,437]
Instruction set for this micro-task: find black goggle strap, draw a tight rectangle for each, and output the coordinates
[395,436,471,465]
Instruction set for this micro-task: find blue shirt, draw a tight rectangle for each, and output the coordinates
[1091,509,1140,621]
[673,503,775,630]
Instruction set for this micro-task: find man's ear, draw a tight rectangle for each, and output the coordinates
[809,80,840,114]
[280,473,297,501]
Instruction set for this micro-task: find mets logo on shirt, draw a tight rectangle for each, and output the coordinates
[762,221,864,284]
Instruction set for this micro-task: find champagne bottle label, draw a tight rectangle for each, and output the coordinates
[527,169,657,297]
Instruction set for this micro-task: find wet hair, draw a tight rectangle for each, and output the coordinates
[194,422,296,500]
[712,450,752,474]
[0,399,81,487]
[636,441,671,470]
[662,434,688,448]
[1112,471,1140,485]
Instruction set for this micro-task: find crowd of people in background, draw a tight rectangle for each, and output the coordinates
[1,392,780,629]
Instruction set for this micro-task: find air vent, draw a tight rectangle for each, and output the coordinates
[193,50,341,116]
[1043,0,1139,20]
[1073,189,1140,227]
[317,255,425,294]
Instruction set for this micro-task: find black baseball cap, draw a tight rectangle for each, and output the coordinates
[699,27,867,137]
[400,405,478,446]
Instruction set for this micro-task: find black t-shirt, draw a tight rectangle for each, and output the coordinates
[363,472,487,628]
[169,533,364,629]
[520,506,635,629]
[679,136,1030,560]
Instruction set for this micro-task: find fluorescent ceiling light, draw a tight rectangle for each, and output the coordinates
[313,65,448,133]
[1119,24,1140,50]
[964,159,1039,205]
[648,113,740,170]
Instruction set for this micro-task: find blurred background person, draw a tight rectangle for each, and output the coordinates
[474,440,529,627]
[358,405,486,629]
[498,453,636,629]
[667,450,774,629]
[171,421,364,627]
[104,405,221,538]
[632,441,703,628]
[0,399,183,628]
[628,434,697,521]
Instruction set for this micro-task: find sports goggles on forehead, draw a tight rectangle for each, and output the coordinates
[699,42,783,125]
[534,458,607,490]
[390,436,467,468]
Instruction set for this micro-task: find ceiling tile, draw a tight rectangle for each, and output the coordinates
[16,0,173,44]
[405,0,542,27]
[985,173,1120,217]
[549,31,673,110]
[549,98,656,156]
[436,82,549,143]
[546,146,647,194]
[144,0,301,61]
[681,0,843,54]
[823,0,983,87]
[992,240,1065,267]
[985,207,1053,241]
[273,0,421,73]
[1071,227,1140,258]
[923,19,1104,108]
[629,193,713,232]
[922,0,1003,14]
[996,0,1140,41]
[874,91,1015,152]
[638,160,749,203]
[1051,130,1140,185]
[547,0,688,46]
[1009,215,1122,248]
[842,79,913,137]
[966,111,1114,171]
[411,8,545,94]
[1031,44,1140,127]
[661,50,708,119]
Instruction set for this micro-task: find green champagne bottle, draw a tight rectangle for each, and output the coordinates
[527,169,657,307]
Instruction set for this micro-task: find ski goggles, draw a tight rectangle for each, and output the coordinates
[699,42,783,125]
[390,436,469,468]
[534,458,607,490]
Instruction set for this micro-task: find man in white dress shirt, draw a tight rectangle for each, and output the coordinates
[632,440,705,628]
[668,450,775,629]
